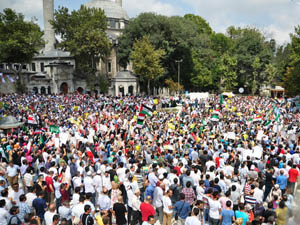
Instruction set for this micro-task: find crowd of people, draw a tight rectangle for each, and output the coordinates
[0,93,299,225]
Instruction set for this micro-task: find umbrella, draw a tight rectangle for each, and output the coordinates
[0,116,24,129]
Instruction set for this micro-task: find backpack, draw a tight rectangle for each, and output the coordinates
[8,215,22,225]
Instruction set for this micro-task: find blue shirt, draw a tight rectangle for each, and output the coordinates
[235,211,249,225]
[221,209,234,225]
[145,184,155,199]
[276,175,288,190]
[174,201,190,219]
[32,197,47,219]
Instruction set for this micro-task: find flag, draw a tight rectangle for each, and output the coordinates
[267,102,272,109]
[136,113,145,128]
[27,115,37,124]
[264,120,272,127]
[253,116,263,123]
[211,114,219,122]
[220,94,224,105]
[140,104,153,117]
[39,134,44,144]
[191,132,200,142]
[49,125,60,134]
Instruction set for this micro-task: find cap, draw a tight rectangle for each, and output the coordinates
[159,174,164,180]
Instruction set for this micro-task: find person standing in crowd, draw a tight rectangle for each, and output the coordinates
[113,195,127,225]
[174,193,190,225]
[185,207,201,225]
[32,191,47,223]
[220,200,235,225]
[131,189,142,225]
[288,164,299,195]
[162,189,173,225]
[45,203,57,225]
[81,205,94,225]
[140,196,155,223]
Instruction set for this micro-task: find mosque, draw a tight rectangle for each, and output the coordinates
[0,0,139,96]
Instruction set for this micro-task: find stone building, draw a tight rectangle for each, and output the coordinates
[0,0,138,95]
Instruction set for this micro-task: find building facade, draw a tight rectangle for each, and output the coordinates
[0,0,138,96]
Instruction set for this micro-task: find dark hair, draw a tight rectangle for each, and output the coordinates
[53,214,60,222]
[79,196,85,203]
[102,216,110,225]
[238,203,245,210]
[148,215,154,221]
[279,200,285,209]
[75,187,81,193]
[0,199,5,208]
[84,204,91,212]
[179,193,185,200]
[19,194,26,202]
[193,207,200,216]
[9,206,19,215]
[186,181,192,188]
[226,200,232,207]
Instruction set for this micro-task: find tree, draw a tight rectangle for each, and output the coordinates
[117,13,203,90]
[51,5,111,85]
[130,36,165,94]
[165,78,183,95]
[283,26,300,96]
[0,8,44,91]
[184,14,212,35]
[217,53,238,92]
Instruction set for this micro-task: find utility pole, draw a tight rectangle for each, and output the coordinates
[175,59,183,85]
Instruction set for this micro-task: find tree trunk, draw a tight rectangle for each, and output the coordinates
[147,80,150,95]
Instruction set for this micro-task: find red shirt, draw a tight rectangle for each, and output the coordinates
[140,202,155,221]
[45,175,54,193]
[288,168,299,183]
[174,166,181,176]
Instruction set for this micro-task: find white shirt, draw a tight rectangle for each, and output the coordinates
[102,175,112,190]
[153,186,163,208]
[126,189,134,208]
[93,175,103,193]
[116,168,126,183]
[132,194,141,211]
[25,192,37,207]
[58,206,72,220]
[0,207,8,225]
[44,211,56,225]
[72,193,80,206]
[185,216,202,225]
[23,173,33,187]
[208,198,221,219]
[254,187,264,203]
[72,203,84,218]
[54,181,61,199]
[84,176,95,193]
[6,165,18,177]
[162,195,172,214]
[8,189,24,204]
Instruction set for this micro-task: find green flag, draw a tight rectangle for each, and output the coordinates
[49,125,60,134]
[39,134,44,144]
[220,94,224,105]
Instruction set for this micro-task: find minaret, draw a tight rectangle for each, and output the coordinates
[116,0,122,7]
[43,0,55,51]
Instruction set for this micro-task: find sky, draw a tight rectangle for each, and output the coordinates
[1,0,300,45]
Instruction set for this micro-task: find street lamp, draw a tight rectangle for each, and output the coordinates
[175,59,183,85]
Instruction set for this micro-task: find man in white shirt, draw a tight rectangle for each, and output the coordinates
[93,170,103,201]
[185,207,201,225]
[0,199,8,225]
[131,189,142,225]
[162,189,173,225]
[84,171,96,204]
[25,187,37,207]
[153,183,164,224]
[44,203,56,225]
[6,161,19,187]
[58,201,72,223]
[8,183,24,205]
[72,196,85,224]
[102,171,112,191]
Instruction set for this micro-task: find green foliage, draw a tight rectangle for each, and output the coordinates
[184,14,212,34]
[0,8,44,83]
[87,73,109,93]
[217,54,238,91]
[130,36,165,94]
[165,78,183,95]
[51,5,111,77]
[283,26,300,96]
[118,13,201,89]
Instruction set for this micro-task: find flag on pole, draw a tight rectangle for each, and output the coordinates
[136,113,145,128]
[253,115,263,123]
[27,115,37,124]
[49,125,60,134]
[140,104,153,117]
[220,94,224,105]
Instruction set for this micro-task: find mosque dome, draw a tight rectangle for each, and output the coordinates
[84,0,129,21]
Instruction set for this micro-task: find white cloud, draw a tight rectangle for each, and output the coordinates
[0,0,43,22]
[1,0,299,45]
[181,0,300,44]
[123,0,182,17]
